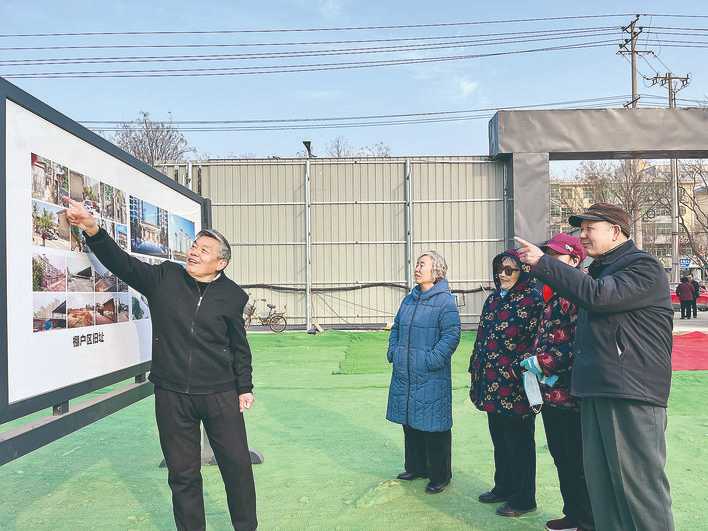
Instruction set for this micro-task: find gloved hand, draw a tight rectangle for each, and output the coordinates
[520,356,543,379]
[521,357,559,387]
[540,374,559,387]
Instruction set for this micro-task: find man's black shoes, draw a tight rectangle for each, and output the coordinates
[496,502,537,517]
[396,471,427,481]
[478,491,507,504]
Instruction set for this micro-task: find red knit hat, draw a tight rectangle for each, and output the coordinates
[541,233,587,262]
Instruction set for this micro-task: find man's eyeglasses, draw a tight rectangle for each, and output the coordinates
[495,266,520,276]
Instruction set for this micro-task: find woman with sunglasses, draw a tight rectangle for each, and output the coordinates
[469,249,544,518]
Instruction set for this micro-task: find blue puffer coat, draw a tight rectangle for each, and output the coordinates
[386,278,461,432]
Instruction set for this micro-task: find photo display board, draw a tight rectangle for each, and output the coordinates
[1,79,206,422]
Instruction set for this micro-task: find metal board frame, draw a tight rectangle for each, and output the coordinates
[0,380,154,466]
[0,76,210,425]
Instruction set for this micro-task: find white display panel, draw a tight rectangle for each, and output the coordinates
[5,100,202,404]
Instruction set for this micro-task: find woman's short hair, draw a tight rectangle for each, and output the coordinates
[418,250,448,282]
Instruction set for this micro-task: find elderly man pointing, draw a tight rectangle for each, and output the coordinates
[515,203,674,531]
[66,199,258,531]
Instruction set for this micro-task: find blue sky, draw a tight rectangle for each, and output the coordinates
[140,201,160,225]
[2,1,707,166]
[169,214,195,240]
[32,199,63,221]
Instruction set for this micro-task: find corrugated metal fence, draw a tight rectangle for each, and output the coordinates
[158,157,509,329]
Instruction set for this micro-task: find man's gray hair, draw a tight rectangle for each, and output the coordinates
[196,228,231,263]
[418,250,448,282]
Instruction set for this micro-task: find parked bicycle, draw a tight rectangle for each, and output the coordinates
[243,298,287,333]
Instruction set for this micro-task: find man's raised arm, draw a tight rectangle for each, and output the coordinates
[514,236,658,313]
[65,199,163,297]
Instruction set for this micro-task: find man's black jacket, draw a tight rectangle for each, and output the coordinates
[531,240,672,407]
[691,279,701,299]
[85,228,253,395]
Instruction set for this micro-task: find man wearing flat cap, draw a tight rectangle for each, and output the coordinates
[515,203,674,531]
[522,233,594,531]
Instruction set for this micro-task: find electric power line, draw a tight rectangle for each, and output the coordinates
[81,96,633,125]
[0,30,622,67]
[0,26,621,52]
[0,14,640,38]
[651,50,672,72]
[642,41,708,48]
[649,26,708,31]
[82,97,640,133]
[643,13,708,19]
[1,40,619,78]
[639,53,660,75]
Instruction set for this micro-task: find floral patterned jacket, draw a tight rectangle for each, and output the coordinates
[469,250,544,417]
[531,288,580,410]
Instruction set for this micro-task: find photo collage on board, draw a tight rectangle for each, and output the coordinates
[31,153,197,333]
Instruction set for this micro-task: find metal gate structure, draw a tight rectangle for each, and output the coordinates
[489,108,708,280]
[159,156,510,329]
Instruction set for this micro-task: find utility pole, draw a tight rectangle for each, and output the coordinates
[618,15,652,108]
[303,141,313,333]
[650,72,690,282]
[618,15,652,250]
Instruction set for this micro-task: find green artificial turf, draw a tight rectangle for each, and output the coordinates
[1,331,706,530]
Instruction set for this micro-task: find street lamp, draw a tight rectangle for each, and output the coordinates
[302,140,314,158]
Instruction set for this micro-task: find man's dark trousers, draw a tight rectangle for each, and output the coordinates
[155,387,257,531]
[580,398,673,531]
[541,406,594,530]
[689,298,698,318]
[680,300,692,319]
[486,413,537,510]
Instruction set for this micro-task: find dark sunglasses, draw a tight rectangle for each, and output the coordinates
[495,266,520,276]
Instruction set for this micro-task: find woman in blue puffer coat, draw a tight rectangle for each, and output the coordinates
[386,250,461,494]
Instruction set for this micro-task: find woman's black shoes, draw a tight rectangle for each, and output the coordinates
[396,471,427,481]
[396,471,450,493]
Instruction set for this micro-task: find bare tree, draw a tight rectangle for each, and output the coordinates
[608,160,657,249]
[554,160,706,267]
[359,141,391,157]
[571,160,660,249]
[325,136,392,158]
[577,160,615,190]
[675,161,708,270]
[326,136,355,158]
[551,161,616,234]
[113,112,193,166]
